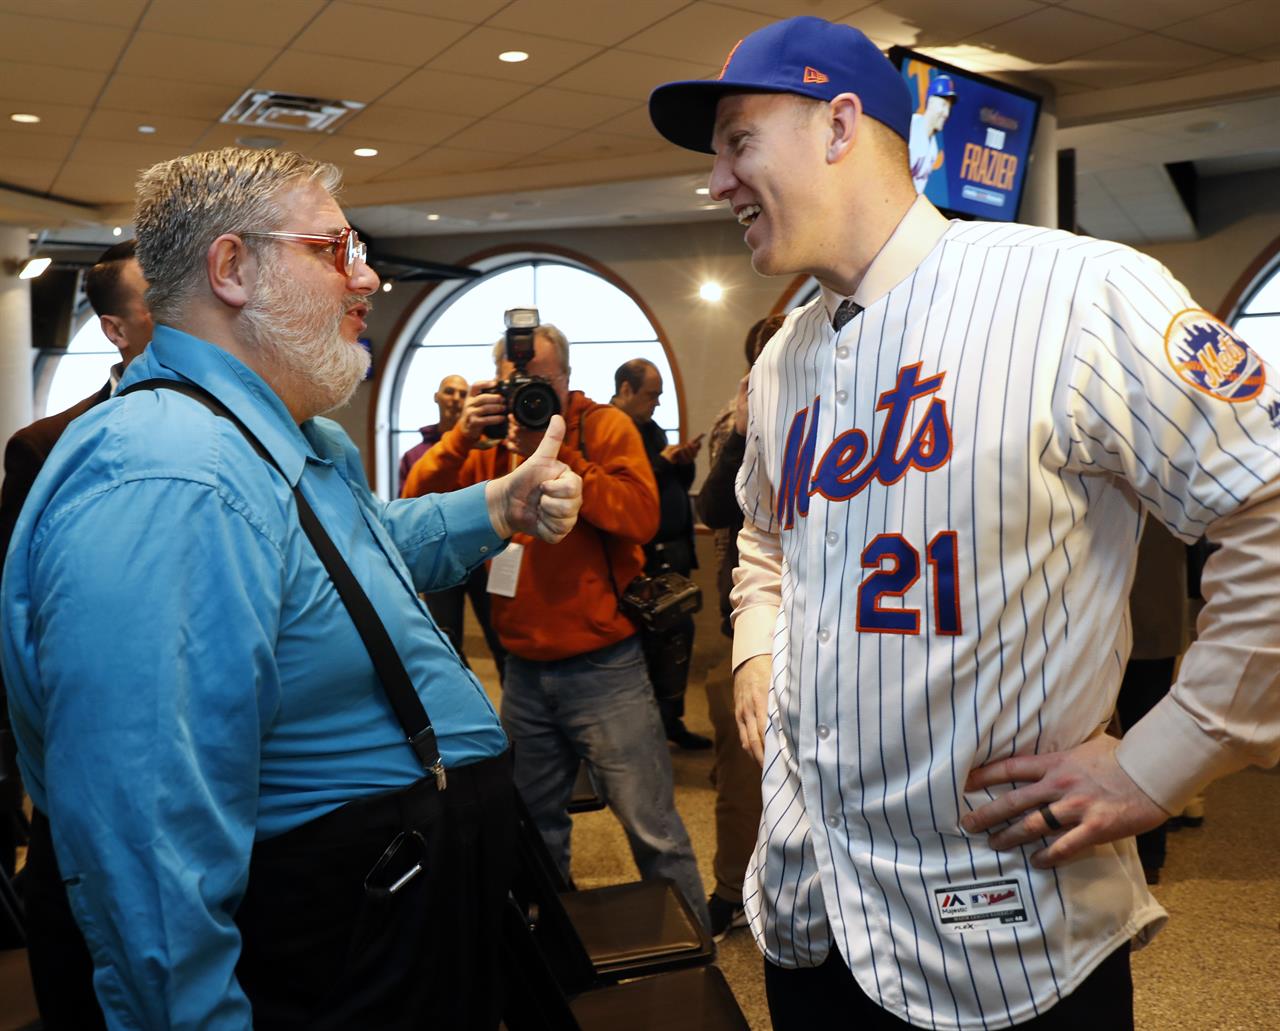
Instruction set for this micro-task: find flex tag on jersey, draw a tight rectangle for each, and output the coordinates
[932,877,1034,934]
[1164,308,1265,403]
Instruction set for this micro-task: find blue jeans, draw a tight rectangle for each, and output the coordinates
[502,635,710,931]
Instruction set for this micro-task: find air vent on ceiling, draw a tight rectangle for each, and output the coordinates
[220,90,365,134]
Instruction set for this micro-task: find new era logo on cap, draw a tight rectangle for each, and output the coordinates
[648,15,913,154]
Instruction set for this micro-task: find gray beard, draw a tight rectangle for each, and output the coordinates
[240,253,370,418]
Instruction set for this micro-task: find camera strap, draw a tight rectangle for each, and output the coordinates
[119,378,448,791]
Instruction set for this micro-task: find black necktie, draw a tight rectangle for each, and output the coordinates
[832,298,862,331]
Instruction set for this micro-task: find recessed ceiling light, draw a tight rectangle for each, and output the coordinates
[499,50,529,63]
[137,124,156,134]
[699,202,721,210]
[353,147,379,157]
[1186,119,1226,134]
[382,281,393,292]
[112,226,122,237]
[699,281,724,302]
[695,187,710,195]
[426,213,441,221]
[10,113,40,124]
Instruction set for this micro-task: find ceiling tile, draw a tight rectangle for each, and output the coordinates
[293,3,472,66]
[965,7,1139,64]
[498,87,639,130]
[0,62,106,108]
[343,0,511,21]
[717,0,879,19]
[0,0,146,29]
[117,32,281,88]
[426,27,603,85]
[848,0,1042,48]
[380,68,531,118]
[549,50,717,101]
[0,155,64,194]
[0,102,91,137]
[1160,1,1280,55]
[0,13,130,73]
[598,103,668,140]
[537,129,672,161]
[140,0,324,47]
[69,137,193,169]
[0,130,76,163]
[79,109,214,148]
[441,116,580,155]
[619,3,777,64]
[487,0,690,47]
[1057,0,1240,31]
[368,146,514,180]
[49,162,143,205]
[1045,32,1226,88]
[337,105,477,146]
[96,75,236,119]
[255,50,418,105]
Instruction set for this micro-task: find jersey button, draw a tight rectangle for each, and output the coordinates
[836,390,848,403]
[818,628,831,644]
[826,814,840,828]
[817,724,830,739]
[836,346,850,360]
[479,545,489,555]
[825,532,839,546]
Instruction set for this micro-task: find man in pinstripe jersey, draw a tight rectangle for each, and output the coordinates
[651,16,1280,1031]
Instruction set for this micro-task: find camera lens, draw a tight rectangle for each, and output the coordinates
[512,381,560,430]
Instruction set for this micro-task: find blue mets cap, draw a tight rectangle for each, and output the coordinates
[648,16,913,154]
[928,74,957,99]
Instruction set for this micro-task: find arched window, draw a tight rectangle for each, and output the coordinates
[378,250,680,498]
[1229,255,1280,367]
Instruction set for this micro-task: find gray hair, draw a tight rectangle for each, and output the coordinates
[492,323,571,376]
[134,147,343,324]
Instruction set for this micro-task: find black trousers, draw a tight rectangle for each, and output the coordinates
[765,942,1132,1030]
[642,538,696,727]
[1116,657,1176,870]
[23,751,515,1031]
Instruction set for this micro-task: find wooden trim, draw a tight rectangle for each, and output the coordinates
[1218,233,1280,321]
[771,273,810,315]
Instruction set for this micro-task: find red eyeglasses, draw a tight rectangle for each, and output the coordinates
[240,226,368,277]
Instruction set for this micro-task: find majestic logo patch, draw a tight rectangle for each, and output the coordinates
[803,66,829,84]
[932,877,1031,934]
[1165,309,1265,403]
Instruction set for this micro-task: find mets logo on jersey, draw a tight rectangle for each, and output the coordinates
[1165,308,1265,403]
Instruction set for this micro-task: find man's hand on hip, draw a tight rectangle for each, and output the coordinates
[486,414,581,543]
[734,653,771,765]
[961,735,1172,868]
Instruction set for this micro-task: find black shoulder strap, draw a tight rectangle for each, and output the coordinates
[119,378,446,789]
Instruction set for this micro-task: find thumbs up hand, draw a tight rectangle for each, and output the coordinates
[485,414,582,543]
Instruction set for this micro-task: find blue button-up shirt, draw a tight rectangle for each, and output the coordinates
[1,326,508,1028]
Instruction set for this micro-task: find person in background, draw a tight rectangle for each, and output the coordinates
[405,328,710,930]
[400,373,507,680]
[695,313,785,939]
[611,358,710,750]
[0,240,153,902]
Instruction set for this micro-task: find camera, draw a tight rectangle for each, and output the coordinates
[619,571,702,635]
[483,307,562,440]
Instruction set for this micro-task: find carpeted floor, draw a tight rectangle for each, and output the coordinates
[467,534,1279,1030]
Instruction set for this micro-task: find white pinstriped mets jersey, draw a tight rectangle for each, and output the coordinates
[732,197,1280,1028]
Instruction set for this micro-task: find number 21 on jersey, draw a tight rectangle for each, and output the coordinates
[856,530,961,635]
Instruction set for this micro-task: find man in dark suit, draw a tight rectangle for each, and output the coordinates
[0,240,150,1024]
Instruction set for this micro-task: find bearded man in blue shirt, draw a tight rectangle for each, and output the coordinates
[1,147,582,1030]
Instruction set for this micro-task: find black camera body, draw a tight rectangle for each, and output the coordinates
[619,571,702,635]
[483,308,562,440]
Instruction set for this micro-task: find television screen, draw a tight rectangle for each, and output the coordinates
[889,47,1042,223]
